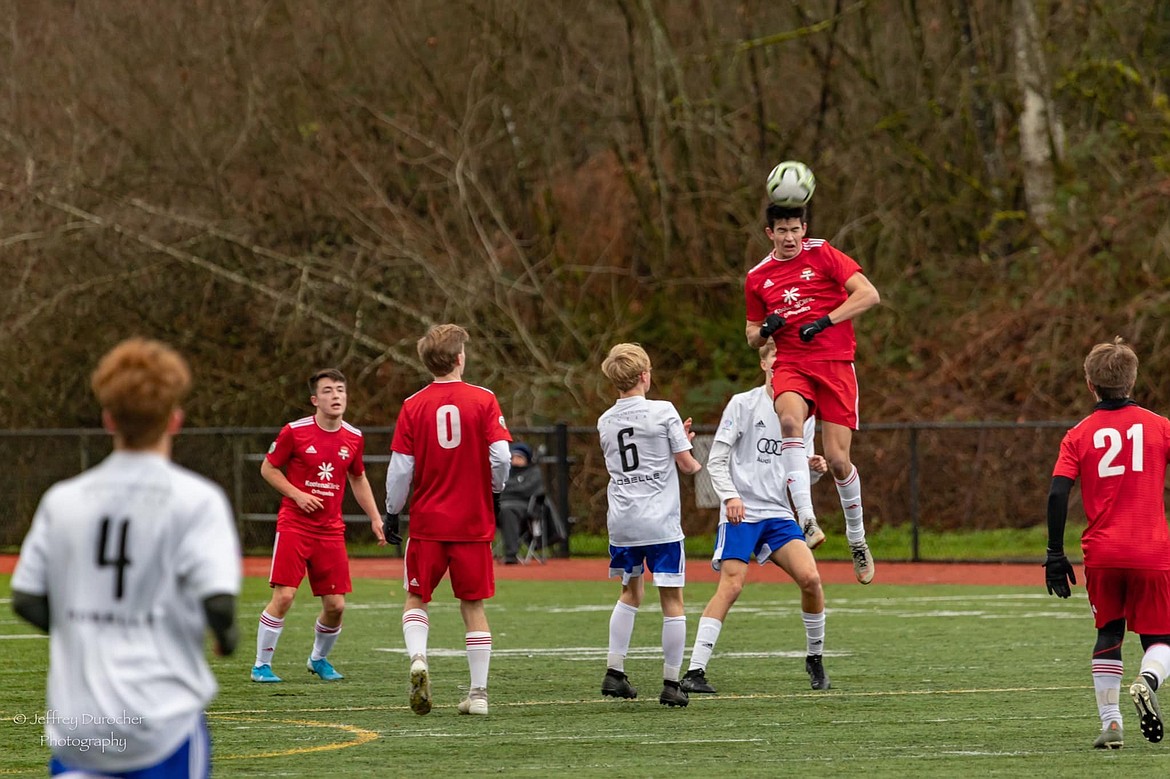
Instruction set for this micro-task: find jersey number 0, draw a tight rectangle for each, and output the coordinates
[436,404,462,449]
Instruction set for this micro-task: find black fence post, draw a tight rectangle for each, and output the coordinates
[554,422,571,557]
[910,426,920,562]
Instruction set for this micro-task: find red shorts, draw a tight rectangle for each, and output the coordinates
[269,529,352,597]
[771,360,859,429]
[404,538,495,603]
[1086,567,1170,634]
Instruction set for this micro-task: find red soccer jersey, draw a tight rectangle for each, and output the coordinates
[391,380,512,542]
[744,239,863,362]
[1053,402,1170,570]
[266,416,367,538]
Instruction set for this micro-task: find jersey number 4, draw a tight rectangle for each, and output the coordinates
[97,516,131,599]
[1094,423,1144,477]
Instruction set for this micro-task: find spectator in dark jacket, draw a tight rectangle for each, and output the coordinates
[498,443,545,564]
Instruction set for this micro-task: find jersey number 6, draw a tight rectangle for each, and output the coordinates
[618,427,640,473]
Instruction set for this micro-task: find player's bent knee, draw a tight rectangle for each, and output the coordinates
[1094,619,1126,658]
[794,570,822,594]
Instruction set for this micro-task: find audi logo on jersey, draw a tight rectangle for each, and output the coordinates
[756,438,783,455]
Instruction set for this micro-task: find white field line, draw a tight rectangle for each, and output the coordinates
[208,684,1090,719]
[372,646,852,659]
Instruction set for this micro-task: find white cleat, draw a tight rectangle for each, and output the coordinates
[457,688,489,715]
[851,542,875,584]
[802,517,826,549]
[409,655,432,716]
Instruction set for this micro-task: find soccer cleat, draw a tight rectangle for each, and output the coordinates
[1093,720,1124,749]
[1130,675,1164,743]
[679,668,717,694]
[409,655,433,716]
[805,654,831,690]
[801,517,826,549]
[307,657,344,681]
[658,679,689,708]
[601,669,638,699]
[457,688,489,715]
[850,542,875,585]
[250,664,282,683]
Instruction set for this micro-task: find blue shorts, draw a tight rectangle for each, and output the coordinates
[712,518,803,571]
[609,540,686,587]
[50,714,209,779]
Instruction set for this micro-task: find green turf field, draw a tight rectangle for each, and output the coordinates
[2,574,1167,777]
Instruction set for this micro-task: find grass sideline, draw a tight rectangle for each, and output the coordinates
[318,522,1081,563]
[0,572,1161,777]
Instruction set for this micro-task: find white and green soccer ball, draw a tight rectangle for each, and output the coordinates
[765,160,816,206]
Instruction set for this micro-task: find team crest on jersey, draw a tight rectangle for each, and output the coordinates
[339,446,350,460]
[800,268,815,280]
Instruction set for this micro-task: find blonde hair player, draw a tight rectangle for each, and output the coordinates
[597,343,702,708]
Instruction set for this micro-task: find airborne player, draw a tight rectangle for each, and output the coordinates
[744,201,880,585]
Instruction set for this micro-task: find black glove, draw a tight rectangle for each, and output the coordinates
[759,313,786,340]
[493,492,501,521]
[1043,549,1076,598]
[799,315,833,343]
[382,512,402,546]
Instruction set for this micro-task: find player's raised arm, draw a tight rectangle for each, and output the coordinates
[746,315,786,350]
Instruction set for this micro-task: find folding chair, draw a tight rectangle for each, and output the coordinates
[519,493,550,565]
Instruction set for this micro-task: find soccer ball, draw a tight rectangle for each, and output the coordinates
[765,160,816,206]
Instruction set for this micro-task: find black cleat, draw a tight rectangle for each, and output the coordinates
[659,679,689,707]
[680,668,717,694]
[602,669,637,699]
[1131,675,1164,743]
[806,654,831,690]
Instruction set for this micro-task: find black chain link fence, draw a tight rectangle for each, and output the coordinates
[1,421,1135,561]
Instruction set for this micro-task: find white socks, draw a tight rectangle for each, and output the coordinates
[256,611,283,666]
[403,608,430,660]
[607,601,638,671]
[836,466,866,545]
[662,615,686,682]
[466,631,492,690]
[310,620,341,661]
[1093,658,1123,726]
[688,617,724,672]
[802,611,826,656]
[781,438,814,520]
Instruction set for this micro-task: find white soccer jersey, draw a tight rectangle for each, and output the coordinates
[597,396,692,546]
[711,386,816,523]
[11,451,241,773]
